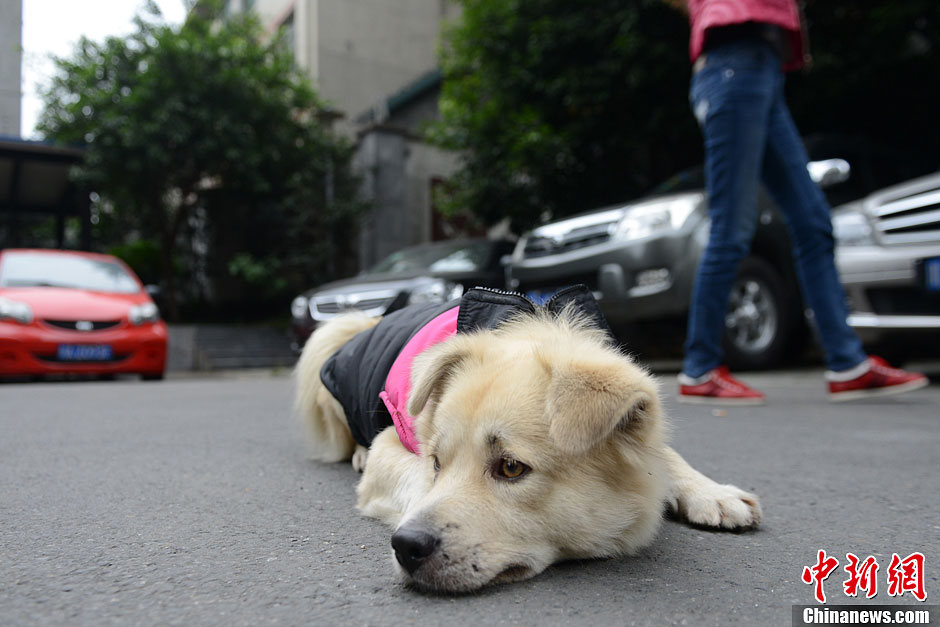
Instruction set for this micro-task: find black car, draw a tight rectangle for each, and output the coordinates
[289,238,515,351]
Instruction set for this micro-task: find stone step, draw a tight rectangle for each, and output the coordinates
[168,324,297,371]
[205,355,296,369]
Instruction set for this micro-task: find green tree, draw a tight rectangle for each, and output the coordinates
[788,0,940,158]
[433,0,940,233]
[430,0,695,233]
[38,1,362,320]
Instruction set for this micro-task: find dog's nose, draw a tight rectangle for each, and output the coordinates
[391,527,440,575]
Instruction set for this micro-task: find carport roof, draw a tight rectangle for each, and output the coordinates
[0,136,85,215]
[0,136,91,249]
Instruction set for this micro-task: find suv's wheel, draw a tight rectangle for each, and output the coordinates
[723,256,801,370]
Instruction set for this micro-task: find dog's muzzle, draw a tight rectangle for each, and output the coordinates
[391,526,440,575]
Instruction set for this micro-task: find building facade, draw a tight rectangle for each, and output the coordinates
[231,0,465,269]
[0,0,23,137]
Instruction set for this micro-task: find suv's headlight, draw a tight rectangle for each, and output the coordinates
[407,279,464,305]
[0,297,33,324]
[129,302,161,325]
[611,194,701,242]
[291,295,309,319]
[832,206,875,247]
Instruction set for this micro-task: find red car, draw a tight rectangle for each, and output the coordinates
[0,248,167,380]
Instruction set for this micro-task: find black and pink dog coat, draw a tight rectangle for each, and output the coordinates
[319,286,612,454]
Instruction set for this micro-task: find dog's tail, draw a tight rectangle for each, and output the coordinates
[293,313,380,462]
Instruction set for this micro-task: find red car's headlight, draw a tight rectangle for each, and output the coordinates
[129,302,161,325]
[0,297,34,324]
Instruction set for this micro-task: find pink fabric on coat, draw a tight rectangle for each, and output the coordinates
[687,0,805,71]
[378,306,459,454]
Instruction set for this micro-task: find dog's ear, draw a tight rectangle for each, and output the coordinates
[547,355,656,455]
[407,340,471,418]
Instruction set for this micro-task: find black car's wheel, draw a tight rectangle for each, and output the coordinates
[723,256,801,370]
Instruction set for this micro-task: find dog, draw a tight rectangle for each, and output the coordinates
[293,287,761,592]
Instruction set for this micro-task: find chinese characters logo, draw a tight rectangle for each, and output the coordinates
[802,551,926,603]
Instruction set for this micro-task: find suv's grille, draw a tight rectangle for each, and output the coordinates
[314,297,392,314]
[523,221,619,258]
[43,320,122,331]
[311,291,398,319]
[873,180,940,245]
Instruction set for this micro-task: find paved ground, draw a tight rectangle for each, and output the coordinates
[1,368,938,626]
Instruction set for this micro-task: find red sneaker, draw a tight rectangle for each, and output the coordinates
[678,366,765,405]
[828,356,928,402]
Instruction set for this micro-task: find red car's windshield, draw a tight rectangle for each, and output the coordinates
[0,252,140,294]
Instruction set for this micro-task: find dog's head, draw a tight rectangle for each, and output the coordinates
[392,311,669,592]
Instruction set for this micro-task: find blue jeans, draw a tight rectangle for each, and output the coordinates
[682,40,867,377]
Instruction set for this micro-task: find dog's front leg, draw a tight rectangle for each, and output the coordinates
[351,445,368,472]
[356,427,431,528]
[662,446,762,530]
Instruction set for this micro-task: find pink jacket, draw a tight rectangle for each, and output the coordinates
[687,0,807,71]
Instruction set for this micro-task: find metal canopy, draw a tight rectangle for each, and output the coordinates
[0,136,90,249]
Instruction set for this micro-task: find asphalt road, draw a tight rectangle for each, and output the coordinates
[2,368,938,626]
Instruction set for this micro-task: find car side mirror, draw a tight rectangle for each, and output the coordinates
[145,284,162,298]
[807,158,851,188]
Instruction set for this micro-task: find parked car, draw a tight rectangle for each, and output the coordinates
[832,170,940,350]
[289,238,515,351]
[508,137,933,369]
[0,248,167,380]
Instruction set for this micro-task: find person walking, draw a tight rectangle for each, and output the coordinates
[668,0,928,404]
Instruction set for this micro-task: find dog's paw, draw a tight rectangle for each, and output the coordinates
[673,482,762,530]
[352,445,368,473]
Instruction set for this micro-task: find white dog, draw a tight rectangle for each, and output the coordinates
[294,288,761,592]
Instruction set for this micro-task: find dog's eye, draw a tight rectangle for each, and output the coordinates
[495,458,529,481]
[432,456,441,473]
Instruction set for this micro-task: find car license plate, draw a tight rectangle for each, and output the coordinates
[525,288,557,305]
[57,344,113,361]
[922,257,940,292]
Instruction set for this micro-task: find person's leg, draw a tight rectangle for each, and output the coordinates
[682,44,777,378]
[757,74,868,373]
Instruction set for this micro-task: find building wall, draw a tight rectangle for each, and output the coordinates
[315,0,457,136]
[355,125,460,268]
[245,0,465,269]
[0,0,22,137]
[251,0,457,136]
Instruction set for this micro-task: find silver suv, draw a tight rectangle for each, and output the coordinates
[508,159,854,370]
[833,170,940,347]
